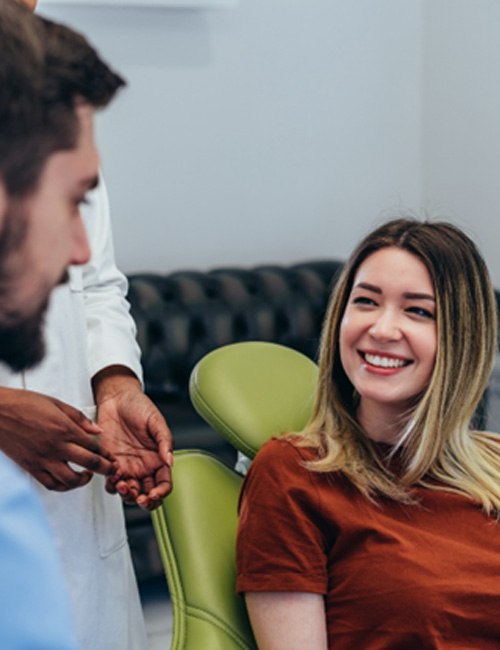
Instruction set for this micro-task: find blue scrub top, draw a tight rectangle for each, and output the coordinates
[0,452,79,650]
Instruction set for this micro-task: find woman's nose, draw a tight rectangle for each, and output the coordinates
[368,310,402,341]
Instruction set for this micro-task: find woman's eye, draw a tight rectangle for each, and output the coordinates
[352,296,376,306]
[407,306,435,319]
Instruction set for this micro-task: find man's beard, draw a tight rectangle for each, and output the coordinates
[0,197,51,371]
[0,299,48,371]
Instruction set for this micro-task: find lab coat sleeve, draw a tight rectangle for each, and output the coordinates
[81,177,144,384]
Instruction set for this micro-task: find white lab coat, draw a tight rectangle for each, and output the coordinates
[0,181,148,649]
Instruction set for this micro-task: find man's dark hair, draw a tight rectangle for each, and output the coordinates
[0,0,125,198]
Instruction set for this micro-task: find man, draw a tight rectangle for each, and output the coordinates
[0,1,127,646]
[1,3,175,648]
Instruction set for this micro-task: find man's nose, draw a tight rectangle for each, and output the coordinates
[70,214,91,266]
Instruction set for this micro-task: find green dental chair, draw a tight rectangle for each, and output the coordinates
[151,341,319,650]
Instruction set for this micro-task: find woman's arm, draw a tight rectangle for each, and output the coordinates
[245,592,328,650]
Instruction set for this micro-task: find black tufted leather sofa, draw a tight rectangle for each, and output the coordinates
[127,261,343,451]
[125,260,343,579]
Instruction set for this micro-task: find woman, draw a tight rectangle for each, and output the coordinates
[236,218,500,649]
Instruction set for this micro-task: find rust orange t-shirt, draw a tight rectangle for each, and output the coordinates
[236,438,500,649]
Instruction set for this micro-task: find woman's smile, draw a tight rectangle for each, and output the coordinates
[358,350,413,374]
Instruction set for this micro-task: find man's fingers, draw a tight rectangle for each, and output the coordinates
[137,467,172,510]
[148,413,174,467]
[136,483,169,511]
[35,467,93,491]
[111,472,171,510]
[56,399,103,435]
[64,445,116,477]
[60,423,116,464]
[141,475,155,495]
[36,469,69,491]
[113,478,140,504]
[55,467,94,490]
[43,399,114,461]
[104,476,118,494]
[148,478,173,503]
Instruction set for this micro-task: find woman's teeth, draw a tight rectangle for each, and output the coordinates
[364,353,407,368]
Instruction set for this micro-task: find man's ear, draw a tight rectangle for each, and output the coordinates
[0,181,7,234]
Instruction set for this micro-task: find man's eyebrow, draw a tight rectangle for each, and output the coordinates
[79,175,99,191]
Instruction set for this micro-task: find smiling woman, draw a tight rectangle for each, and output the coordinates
[339,247,437,443]
[236,218,500,650]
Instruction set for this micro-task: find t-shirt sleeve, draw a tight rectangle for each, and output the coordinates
[236,438,329,595]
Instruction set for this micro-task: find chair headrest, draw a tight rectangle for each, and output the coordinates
[189,341,319,458]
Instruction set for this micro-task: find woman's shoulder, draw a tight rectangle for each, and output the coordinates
[245,436,324,492]
[241,437,334,517]
[255,435,318,466]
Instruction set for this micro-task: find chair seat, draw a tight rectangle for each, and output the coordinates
[152,450,256,650]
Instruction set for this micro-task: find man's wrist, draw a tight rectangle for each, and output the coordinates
[92,365,141,404]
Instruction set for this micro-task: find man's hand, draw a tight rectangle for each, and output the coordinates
[93,366,173,511]
[0,387,116,491]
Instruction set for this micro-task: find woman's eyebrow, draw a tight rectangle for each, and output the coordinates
[353,282,381,294]
[403,292,435,301]
[353,283,435,302]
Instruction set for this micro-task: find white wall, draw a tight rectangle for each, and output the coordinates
[38,0,424,273]
[423,0,500,286]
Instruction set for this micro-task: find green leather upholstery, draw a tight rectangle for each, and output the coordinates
[152,342,319,649]
[152,451,253,649]
[189,341,319,458]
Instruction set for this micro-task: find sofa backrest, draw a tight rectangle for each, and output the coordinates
[127,260,343,403]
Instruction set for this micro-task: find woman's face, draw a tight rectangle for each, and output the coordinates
[339,247,438,431]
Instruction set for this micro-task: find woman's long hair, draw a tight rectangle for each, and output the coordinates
[297,218,500,513]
